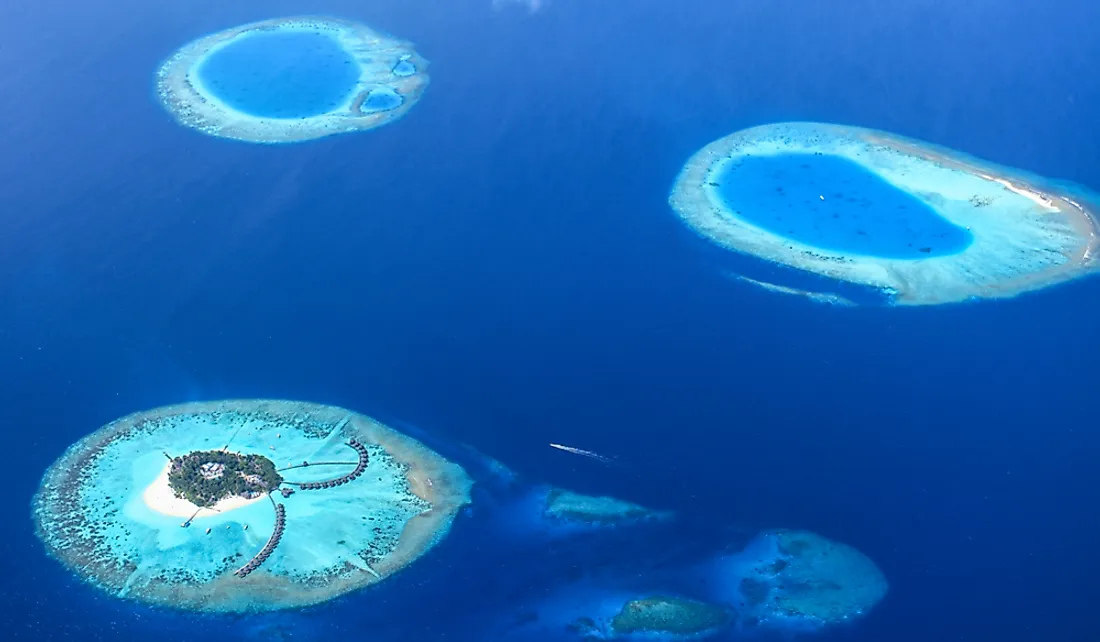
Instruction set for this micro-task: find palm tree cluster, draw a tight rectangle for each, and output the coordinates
[168,450,283,507]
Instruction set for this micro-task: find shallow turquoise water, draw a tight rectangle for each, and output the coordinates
[196,30,360,119]
[717,153,973,258]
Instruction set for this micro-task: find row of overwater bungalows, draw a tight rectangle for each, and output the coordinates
[234,504,286,578]
[297,440,370,491]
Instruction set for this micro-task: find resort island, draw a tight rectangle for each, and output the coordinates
[32,400,472,612]
[670,122,1100,305]
[166,450,282,509]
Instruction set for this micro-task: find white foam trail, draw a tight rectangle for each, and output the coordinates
[549,442,614,464]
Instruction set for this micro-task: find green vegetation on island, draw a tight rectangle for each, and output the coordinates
[168,450,282,507]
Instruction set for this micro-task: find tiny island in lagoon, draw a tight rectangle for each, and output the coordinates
[670,122,1100,306]
[156,16,429,143]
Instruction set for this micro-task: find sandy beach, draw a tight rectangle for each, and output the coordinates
[142,462,266,518]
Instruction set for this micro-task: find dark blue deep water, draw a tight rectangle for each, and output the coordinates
[198,30,359,118]
[1,1,1098,641]
[718,153,973,257]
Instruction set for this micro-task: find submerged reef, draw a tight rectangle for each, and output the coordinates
[474,526,884,640]
[670,122,1100,305]
[558,594,732,640]
[712,529,888,634]
[32,400,471,612]
[544,488,675,526]
[156,16,429,143]
[609,596,732,637]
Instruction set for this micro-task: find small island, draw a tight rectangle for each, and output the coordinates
[168,450,282,508]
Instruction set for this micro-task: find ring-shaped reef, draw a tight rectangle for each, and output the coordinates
[31,400,471,612]
[670,122,1100,305]
[156,16,429,143]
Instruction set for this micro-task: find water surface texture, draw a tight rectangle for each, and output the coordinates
[718,153,973,258]
[197,31,361,119]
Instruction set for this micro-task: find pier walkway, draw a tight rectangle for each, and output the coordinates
[234,502,285,578]
[286,439,369,491]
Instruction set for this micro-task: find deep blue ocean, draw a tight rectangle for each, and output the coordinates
[1,0,1098,640]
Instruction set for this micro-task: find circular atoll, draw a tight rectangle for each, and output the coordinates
[156,16,429,143]
[722,529,887,632]
[32,399,472,612]
[670,122,1100,305]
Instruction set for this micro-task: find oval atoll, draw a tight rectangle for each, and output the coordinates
[670,122,1100,305]
[32,400,471,612]
[156,16,429,143]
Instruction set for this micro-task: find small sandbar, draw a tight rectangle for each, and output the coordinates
[717,529,887,631]
[670,122,1100,305]
[156,16,429,143]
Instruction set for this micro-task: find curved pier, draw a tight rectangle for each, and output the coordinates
[288,440,369,490]
[669,121,1100,305]
[235,502,285,578]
